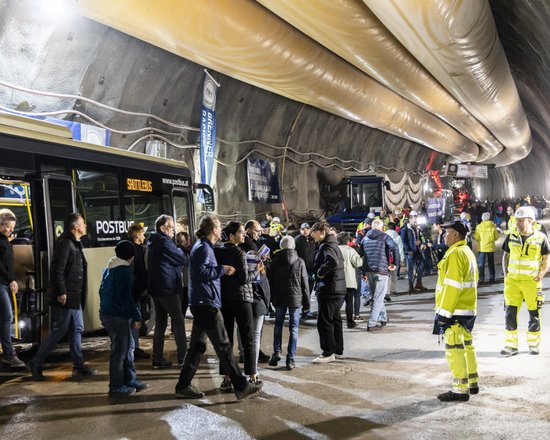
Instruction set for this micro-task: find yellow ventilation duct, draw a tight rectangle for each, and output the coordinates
[257,0,503,162]
[364,0,532,166]
[72,0,479,162]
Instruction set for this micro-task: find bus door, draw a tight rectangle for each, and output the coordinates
[0,179,37,347]
[41,175,76,333]
[170,188,193,243]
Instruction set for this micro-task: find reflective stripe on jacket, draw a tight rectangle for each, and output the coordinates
[435,239,478,320]
[506,230,545,280]
[473,220,499,252]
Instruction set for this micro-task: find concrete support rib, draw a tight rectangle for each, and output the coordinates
[364,0,532,166]
[257,0,503,162]
[72,0,479,162]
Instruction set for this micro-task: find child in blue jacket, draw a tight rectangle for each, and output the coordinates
[99,240,148,396]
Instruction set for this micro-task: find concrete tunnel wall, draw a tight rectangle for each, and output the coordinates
[1,2,549,222]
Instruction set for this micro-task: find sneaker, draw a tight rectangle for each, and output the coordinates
[220,379,234,393]
[109,385,136,397]
[152,358,172,369]
[312,354,336,364]
[363,299,372,307]
[258,351,270,363]
[437,390,469,402]
[366,326,377,332]
[27,361,45,381]
[175,384,205,399]
[268,352,281,367]
[126,381,150,392]
[72,365,98,377]
[1,353,26,368]
[529,346,540,355]
[500,347,519,357]
[380,321,387,327]
[469,385,479,395]
[286,359,295,370]
[347,322,357,329]
[354,315,363,322]
[134,348,150,360]
[235,380,263,400]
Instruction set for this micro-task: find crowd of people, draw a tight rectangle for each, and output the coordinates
[0,197,548,403]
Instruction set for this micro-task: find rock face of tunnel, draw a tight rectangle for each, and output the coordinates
[0,1,549,218]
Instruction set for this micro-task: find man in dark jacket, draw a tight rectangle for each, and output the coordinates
[294,223,316,278]
[0,209,25,367]
[175,215,262,400]
[28,213,94,380]
[310,222,346,364]
[362,219,399,331]
[148,214,189,368]
[269,236,310,370]
[400,211,427,293]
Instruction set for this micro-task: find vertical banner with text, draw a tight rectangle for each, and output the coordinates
[199,73,218,202]
[247,157,281,203]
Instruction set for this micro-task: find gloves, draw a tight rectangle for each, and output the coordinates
[432,313,451,335]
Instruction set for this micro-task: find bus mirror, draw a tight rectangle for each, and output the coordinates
[193,183,215,212]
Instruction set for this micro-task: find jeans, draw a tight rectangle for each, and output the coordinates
[360,278,371,300]
[177,306,248,392]
[273,306,301,361]
[368,274,389,328]
[406,253,424,284]
[477,252,495,282]
[237,313,265,374]
[0,284,14,356]
[317,296,345,357]
[344,288,360,323]
[132,300,140,351]
[152,294,187,362]
[221,301,255,375]
[100,314,137,389]
[33,305,84,368]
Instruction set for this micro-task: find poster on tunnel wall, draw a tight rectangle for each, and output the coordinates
[199,73,217,202]
[247,157,281,203]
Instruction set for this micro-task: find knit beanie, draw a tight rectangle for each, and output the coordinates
[280,235,295,250]
[115,240,135,260]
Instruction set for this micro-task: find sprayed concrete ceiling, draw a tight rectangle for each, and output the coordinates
[1,0,549,213]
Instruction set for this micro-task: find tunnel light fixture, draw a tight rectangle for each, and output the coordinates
[508,183,515,199]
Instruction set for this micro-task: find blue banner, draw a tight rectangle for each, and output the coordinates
[247,157,281,203]
[199,74,218,202]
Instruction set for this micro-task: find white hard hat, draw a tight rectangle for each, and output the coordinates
[367,213,376,219]
[272,217,281,223]
[409,210,418,217]
[460,212,468,220]
[514,206,536,220]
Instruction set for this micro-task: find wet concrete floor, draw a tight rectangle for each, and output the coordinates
[2,236,550,439]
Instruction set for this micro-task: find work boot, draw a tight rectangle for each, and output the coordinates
[500,347,519,357]
[437,390,469,402]
[529,346,540,355]
[469,385,479,395]
[415,283,426,291]
[408,282,415,294]
[268,352,281,367]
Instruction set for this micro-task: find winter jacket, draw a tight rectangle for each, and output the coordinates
[362,229,399,275]
[0,234,15,285]
[434,239,477,333]
[214,242,258,304]
[188,238,225,309]
[313,235,346,298]
[132,242,148,301]
[473,220,500,253]
[270,249,310,309]
[386,230,405,262]
[338,245,362,289]
[147,231,189,297]
[401,223,421,255]
[294,234,316,273]
[49,232,87,310]
[99,257,141,321]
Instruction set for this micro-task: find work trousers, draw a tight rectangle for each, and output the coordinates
[504,277,541,349]
[444,323,478,394]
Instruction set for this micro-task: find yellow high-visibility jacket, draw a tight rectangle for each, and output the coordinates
[473,220,499,252]
[435,239,478,322]
[505,215,516,235]
[506,230,546,281]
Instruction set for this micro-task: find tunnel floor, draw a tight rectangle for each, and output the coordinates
[2,241,550,439]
